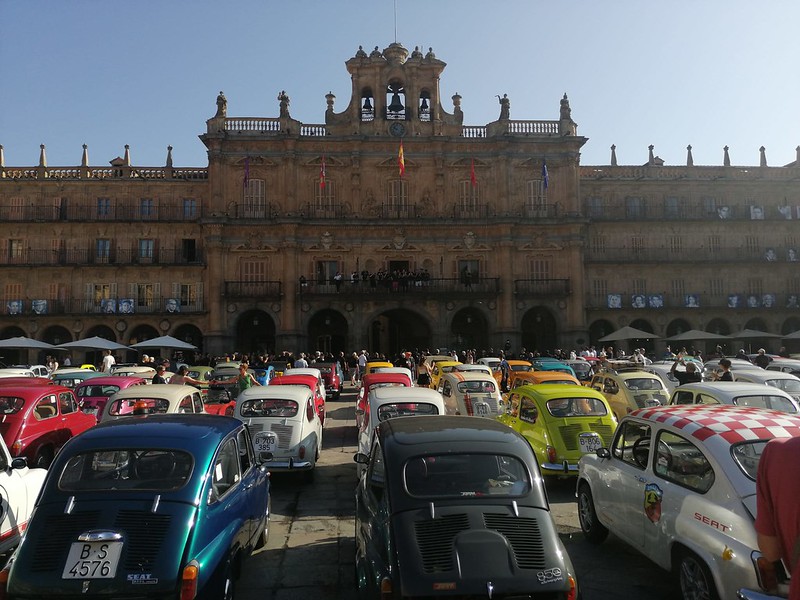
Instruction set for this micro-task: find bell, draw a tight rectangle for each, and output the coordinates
[388,92,404,113]
[362,96,372,111]
[420,97,429,111]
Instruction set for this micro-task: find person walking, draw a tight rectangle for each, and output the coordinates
[169,365,203,386]
[211,362,261,394]
[101,349,116,373]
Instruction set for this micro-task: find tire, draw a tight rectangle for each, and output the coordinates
[217,557,236,600]
[577,482,608,544]
[677,549,719,600]
[35,447,54,469]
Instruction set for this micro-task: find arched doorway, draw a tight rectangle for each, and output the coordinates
[368,309,431,357]
[628,319,657,355]
[235,310,276,356]
[173,324,204,362]
[0,325,38,365]
[451,308,488,352]
[664,319,692,338]
[588,319,615,350]
[308,310,347,355]
[521,307,557,355]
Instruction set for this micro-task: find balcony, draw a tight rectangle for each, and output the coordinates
[585,294,795,310]
[0,199,203,222]
[223,281,283,299]
[2,297,204,316]
[0,248,204,267]
[298,277,500,297]
[583,247,793,264]
[514,279,571,297]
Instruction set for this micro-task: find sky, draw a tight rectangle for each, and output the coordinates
[2,0,799,169]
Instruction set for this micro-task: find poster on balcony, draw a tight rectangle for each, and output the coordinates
[6,300,22,315]
[165,298,181,313]
[607,294,622,309]
[101,298,116,314]
[727,295,741,308]
[749,205,765,220]
[631,294,646,309]
[118,298,135,314]
[787,295,799,309]
[684,294,700,308]
[778,205,793,219]
[648,294,664,308]
[762,294,776,308]
[32,299,48,315]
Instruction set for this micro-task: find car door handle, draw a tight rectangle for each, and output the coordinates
[634,475,646,483]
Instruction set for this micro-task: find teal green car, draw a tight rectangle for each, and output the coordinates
[0,414,272,599]
[497,383,617,477]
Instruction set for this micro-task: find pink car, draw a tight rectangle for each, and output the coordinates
[75,376,148,422]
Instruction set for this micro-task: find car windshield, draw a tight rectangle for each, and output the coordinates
[767,379,800,393]
[624,378,663,391]
[107,398,170,416]
[78,385,120,399]
[457,380,496,394]
[731,440,769,480]
[0,396,24,414]
[377,402,440,421]
[317,365,333,374]
[511,364,532,372]
[405,453,530,498]
[240,398,298,417]
[733,395,798,413]
[59,449,193,492]
[188,370,210,380]
[547,397,608,417]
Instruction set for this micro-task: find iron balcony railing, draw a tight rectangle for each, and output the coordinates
[297,277,500,296]
[223,281,283,299]
[0,248,204,267]
[514,279,571,297]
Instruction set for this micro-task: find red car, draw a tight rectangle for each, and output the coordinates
[0,385,95,467]
[355,372,413,430]
[316,362,344,400]
[270,374,326,425]
[203,385,236,416]
[74,375,148,422]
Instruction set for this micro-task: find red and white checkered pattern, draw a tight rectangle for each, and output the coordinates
[632,405,800,444]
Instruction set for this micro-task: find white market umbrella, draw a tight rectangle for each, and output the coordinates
[128,335,197,350]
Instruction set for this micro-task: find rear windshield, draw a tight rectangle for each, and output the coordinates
[107,398,170,416]
[767,379,800,393]
[547,397,608,417]
[457,380,497,394]
[733,395,798,413]
[240,398,298,418]
[624,377,663,391]
[377,402,440,421]
[77,385,120,399]
[405,453,530,498]
[731,440,769,480]
[0,396,24,415]
[511,364,532,372]
[317,365,333,374]
[188,370,211,381]
[59,449,193,492]
[372,382,407,390]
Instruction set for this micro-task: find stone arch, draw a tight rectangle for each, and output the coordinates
[127,324,161,346]
[308,309,348,355]
[234,310,277,357]
[84,324,118,342]
[781,317,800,335]
[450,308,489,352]
[520,307,558,355]
[366,308,432,357]
[665,319,693,338]
[173,324,204,356]
[0,325,39,365]
[588,319,615,349]
[627,319,658,355]
[40,324,73,347]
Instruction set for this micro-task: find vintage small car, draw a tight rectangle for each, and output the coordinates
[731,369,800,404]
[509,370,581,390]
[99,384,205,422]
[0,414,271,599]
[269,373,326,426]
[0,384,96,468]
[50,368,105,389]
[589,369,669,420]
[497,383,617,477]
[74,376,148,421]
[284,367,326,402]
[186,365,215,397]
[356,386,445,478]
[108,365,157,380]
[315,362,343,400]
[493,359,533,390]
[0,434,47,554]
[234,385,322,479]
[668,381,799,413]
[437,371,502,417]
[577,404,800,600]
[368,366,414,386]
[355,372,413,430]
[428,360,462,390]
[354,415,579,599]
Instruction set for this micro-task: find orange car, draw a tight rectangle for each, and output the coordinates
[494,359,533,390]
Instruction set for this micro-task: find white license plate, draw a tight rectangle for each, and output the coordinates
[254,432,277,453]
[474,402,490,416]
[62,541,123,579]
[579,434,602,454]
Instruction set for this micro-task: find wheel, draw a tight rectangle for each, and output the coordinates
[220,560,235,600]
[34,447,54,469]
[677,550,718,600]
[254,496,271,550]
[577,482,608,543]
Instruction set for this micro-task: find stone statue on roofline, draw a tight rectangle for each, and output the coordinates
[278,90,290,118]
[215,91,227,118]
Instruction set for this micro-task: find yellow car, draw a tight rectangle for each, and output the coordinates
[364,361,394,377]
[588,369,669,421]
[428,360,462,390]
[497,383,617,477]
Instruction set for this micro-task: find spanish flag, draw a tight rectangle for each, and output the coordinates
[398,140,405,177]
[319,153,326,189]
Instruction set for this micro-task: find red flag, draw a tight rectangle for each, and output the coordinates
[319,154,326,189]
[398,140,405,177]
[243,156,250,190]
[470,158,477,187]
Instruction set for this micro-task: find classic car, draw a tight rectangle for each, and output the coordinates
[99,384,205,422]
[437,371,502,417]
[269,373,326,426]
[354,416,579,599]
[531,358,577,378]
[75,376,148,421]
[589,369,669,420]
[732,369,800,403]
[108,365,157,380]
[0,369,36,379]
[284,367,326,402]
[368,366,414,385]
[0,377,52,387]
[355,386,445,478]
[668,381,799,413]
[202,386,237,416]
[576,404,800,600]
[363,361,394,378]
[428,360,462,390]
[563,359,594,382]
[765,358,800,377]
[186,365,215,396]
[701,358,763,380]
[0,384,96,468]
[50,369,105,389]
[493,359,534,390]
[0,414,271,599]
[0,434,47,553]
[10,365,50,378]
[315,362,343,400]
[264,360,292,378]
[476,356,502,371]
[234,385,322,478]
[355,372,413,430]
[508,370,581,390]
[497,383,617,477]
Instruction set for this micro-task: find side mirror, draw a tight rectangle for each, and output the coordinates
[353,453,370,464]
[596,447,611,459]
[11,457,28,470]
[355,408,364,416]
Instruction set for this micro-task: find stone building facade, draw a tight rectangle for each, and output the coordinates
[1,42,798,361]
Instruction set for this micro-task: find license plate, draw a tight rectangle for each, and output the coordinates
[62,541,123,579]
[579,434,602,454]
[474,402,490,416]
[253,432,277,453]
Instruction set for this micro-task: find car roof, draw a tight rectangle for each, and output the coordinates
[629,405,800,445]
[514,383,606,399]
[287,367,322,376]
[271,374,317,385]
[78,413,242,445]
[362,372,412,386]
[111,384,199,401]
[736,370,800,381]
[442,371,496,382]
[379,415,525,452]
[672,381,793,395]
[238,385,311,402]
[0,384,72,397]
[369,386,444,403]
[606,370,662,381]
[76,376,146,386]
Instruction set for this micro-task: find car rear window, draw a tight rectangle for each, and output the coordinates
[77,385,120,399]
[511,364,532,372]
[405,454,530,498]
[240,398,299,417]
[59,449,193,492]
[107,398,170,416]
[318,365,333,374]
[547,397,608,417]
[731,440,768,480]
[624,377,663,391]
[733,395,798,413]
[0,396,24,414]
[457,380,496,394]
[377,402,440,421]
[767,379,800,393]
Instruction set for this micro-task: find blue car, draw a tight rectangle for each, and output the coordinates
[0,414,272,600]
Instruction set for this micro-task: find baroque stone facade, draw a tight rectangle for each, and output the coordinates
[1,42,799,359]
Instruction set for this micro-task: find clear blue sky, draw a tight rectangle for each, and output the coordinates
[2,0,798,169]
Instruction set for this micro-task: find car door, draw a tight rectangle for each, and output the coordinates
[0,443,30,551]
[355,436,390,590]
[236,427,266,546]
[57,390,85,442]
[206,437,249,550]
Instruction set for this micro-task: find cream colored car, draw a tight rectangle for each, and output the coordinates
[437,372,502,417]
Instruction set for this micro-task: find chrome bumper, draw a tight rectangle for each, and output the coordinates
[541,461,579,474]
[737,589,786,600]
[265,458,314,471]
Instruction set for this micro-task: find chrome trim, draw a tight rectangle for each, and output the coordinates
[151,494,161,513]
[77,530,123,542]
[64,495,75,515]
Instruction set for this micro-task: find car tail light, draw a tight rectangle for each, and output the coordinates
[0,564,10,600]
[179,561,199,600]
[225,406,234,417]
[299,445,306,459]
[463,393,473,415]
[10,441,20,455]
[754,554,779,591]
[566,575,577,600]
[547,445,557,464]
[380,577,393,599]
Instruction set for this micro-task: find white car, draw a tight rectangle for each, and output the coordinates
[369,366,414,385]
[668,381,799,413]
[285,366,326,402]
[0,435,46,553]
[733,369,800,404]
[445,363,493,377]
[10,365,49,378]
[765,358,800,377]
[99,384,205,421]
[476,357,502,371]
[436,371,502,417]
[235,385,322,478]
[577,404,800,600]
[355,386,445,477]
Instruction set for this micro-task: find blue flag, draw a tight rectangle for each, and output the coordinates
[542,159,549,189]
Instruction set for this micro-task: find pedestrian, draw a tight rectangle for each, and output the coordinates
[754,348,772,369]
[754,435,800,598]
[169,365,203,386]
[101,349,116,373]
[348,352,359,386]
[670,354,702,385]
[152,364,169,384]
[714,358,733,381]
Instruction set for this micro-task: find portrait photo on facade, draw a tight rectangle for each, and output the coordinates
[685,294,700,308]
[727,294,740,308]
[6,300,22,315]
[607,294,622,309]
[101,298,116,313]
[165,298,181,313]
[118,298,135,314]
[32,299,48,314]
[647,294,664,308]
[631,294,646,309]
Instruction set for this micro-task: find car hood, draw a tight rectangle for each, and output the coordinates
[9,497,196,597]
[392,504,574,596]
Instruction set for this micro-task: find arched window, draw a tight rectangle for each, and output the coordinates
[418,91,431,122]
[361,88,375,122]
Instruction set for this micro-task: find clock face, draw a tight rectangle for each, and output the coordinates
[389,122,406,137]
